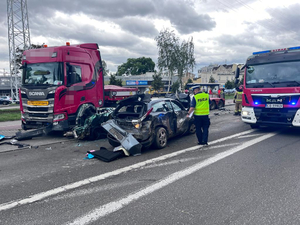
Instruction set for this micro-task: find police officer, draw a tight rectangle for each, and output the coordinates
[233,85,243,116]
[187,86,210,145]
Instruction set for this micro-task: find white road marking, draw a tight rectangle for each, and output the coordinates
[66,132,277,225]
[237,134,261,139]
[0,129,254,212]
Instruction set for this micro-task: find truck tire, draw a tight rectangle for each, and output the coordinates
[153,127,167,149]
[217,100,224,108]
[210,101,217,110]
[76,104,96,126]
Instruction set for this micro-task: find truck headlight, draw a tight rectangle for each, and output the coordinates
[53,113,66,122]
[242,111,250,116]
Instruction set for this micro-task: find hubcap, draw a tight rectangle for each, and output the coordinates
[158,129,167,146]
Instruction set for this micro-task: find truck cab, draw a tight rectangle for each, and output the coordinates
[20,43,104,131]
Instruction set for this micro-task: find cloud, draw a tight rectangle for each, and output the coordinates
[116,17,158,37]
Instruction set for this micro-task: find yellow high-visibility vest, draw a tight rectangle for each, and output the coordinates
[194,92,210,116]
[236,91,243,103]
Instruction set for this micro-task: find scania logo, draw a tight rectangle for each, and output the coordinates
[28,92,45,96]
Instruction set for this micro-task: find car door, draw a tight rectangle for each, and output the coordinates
[152,100,177,137]
[170,100,189,135]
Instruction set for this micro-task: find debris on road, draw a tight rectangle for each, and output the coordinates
[102,119,142,156]
[72,107,114,140]
[0,139,31,148]
[15,125,52,141]
[87,147,126,162]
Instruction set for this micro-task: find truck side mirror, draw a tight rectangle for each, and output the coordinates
[235,79,240,85]
[235,67,240,79]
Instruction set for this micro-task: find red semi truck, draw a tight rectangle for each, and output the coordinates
[19,42,133,131]
[236,46,300,128]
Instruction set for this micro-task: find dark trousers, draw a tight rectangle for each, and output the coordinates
[194,115,210,144]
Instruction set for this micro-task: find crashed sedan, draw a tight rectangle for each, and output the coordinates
[106,94,195,149]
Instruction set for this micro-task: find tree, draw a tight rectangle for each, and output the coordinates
[209,75,215,83]
[109,74,123,86]
[102,60,109,76]
[171,81,180,93]
[155,28,195,92]
[184,78,193,90]
[155,29,179,92]
[225,80,234,89]
[152,72,164,92]
[117,57,155,76]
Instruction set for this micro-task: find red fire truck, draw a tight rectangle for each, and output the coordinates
[19,43,134,131]
[236,46,300,128]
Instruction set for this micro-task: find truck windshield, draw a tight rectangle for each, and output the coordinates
[22,62,64,85]
[246,61,300,88]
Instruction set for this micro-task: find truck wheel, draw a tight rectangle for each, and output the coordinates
[210,101,217,110]
[107,134,121,147]
[76,104,96,126]
[153,127,167,149]
[217,100,224,108]
[250,124,260,129]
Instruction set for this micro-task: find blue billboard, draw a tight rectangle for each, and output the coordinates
[126,80,148,85]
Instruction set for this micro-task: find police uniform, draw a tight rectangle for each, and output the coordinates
[190,87,210,145]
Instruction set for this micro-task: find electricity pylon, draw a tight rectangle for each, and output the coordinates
[7,0,31,100]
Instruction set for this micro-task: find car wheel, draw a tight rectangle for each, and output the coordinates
[187,123,196,134]
[107,134,121,147]
[217,100,224,108]
[250,124,260,129]
[153,127,167,149]
[210,101,217,110]
[3,101,7,105]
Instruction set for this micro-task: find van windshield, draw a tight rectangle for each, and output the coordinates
[22,62,64,85]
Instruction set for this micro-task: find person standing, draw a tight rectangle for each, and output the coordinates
[233,85,243,115]
[187,86,210,145]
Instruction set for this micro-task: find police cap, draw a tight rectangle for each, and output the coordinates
[191,85,200,91]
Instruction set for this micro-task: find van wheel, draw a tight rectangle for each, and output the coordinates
[153,127,167,149]
[210,101,217,110]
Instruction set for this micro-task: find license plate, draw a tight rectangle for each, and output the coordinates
[265,104,283,108]
[27,101,49,106]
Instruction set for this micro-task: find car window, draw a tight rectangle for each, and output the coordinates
[171,101,184,112]
[152,101,169,112]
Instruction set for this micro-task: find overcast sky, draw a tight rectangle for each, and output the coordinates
[1,0,300,75]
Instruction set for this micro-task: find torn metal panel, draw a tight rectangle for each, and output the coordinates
[15,125,52,141]
[102,119,142,156]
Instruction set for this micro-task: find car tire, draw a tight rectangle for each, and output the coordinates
[217,100,224,108]
[250,124,260,129]
[107,134,121,147]
[210,101,217,110]
[153,127,167,149]
[187,123,196,134]
[3,101,7,105]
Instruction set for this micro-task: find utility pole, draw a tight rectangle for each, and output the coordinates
[7,0,31,100]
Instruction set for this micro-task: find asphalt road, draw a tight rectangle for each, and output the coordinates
[1,103,300,225]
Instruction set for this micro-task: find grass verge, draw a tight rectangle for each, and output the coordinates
[0,109,21,122]
[225,94,234,99]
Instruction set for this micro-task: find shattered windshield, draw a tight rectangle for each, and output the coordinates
[246,61,300,88]
[22,62,64,85]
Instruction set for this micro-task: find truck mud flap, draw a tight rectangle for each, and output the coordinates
[102,119,142,156]
[15,125,52,141]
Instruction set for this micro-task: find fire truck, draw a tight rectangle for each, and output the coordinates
[236,46,300,128]
[19,42,134,131]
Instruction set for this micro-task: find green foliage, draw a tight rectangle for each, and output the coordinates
[152,73,164,92]
[117,57,155,76]
[225,80,235,89]
[184,78,193,90]
[155,28,195,91]
[102,60,109,76]
[109,74,122,86]
[209,75,215,83]
[0,109,21,122]
[171,81,180,93]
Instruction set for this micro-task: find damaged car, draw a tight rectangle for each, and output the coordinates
[107,94,195,149]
